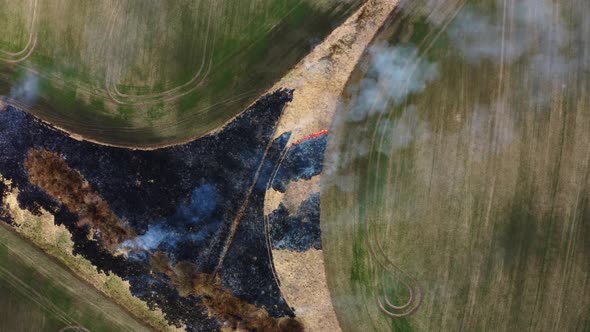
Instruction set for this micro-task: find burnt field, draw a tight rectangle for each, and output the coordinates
[0,89,326,331]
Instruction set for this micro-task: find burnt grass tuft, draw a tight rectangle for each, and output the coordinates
[269,193,322,252]
[25,149,135,250]
[150,252,304,331]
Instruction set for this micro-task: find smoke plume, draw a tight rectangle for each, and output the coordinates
[10,72,39,105]
[447,0,583,88]
[347,43,439,122]
[120,184,220,254]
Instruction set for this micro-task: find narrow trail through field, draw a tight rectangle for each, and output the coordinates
[103,0,217,106]
[0,0,38,63]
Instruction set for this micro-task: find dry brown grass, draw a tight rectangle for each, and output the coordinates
[150,252,304,332]
[269,0,398,145]
[24,149,134,251]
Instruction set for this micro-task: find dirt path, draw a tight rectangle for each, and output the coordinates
[268,0,398,145]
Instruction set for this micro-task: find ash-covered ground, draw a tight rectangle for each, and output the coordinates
[268,135,327,252]
[0,90,326,331]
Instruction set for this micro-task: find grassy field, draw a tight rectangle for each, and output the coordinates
[0,222,151,332]
[0,0,362,146]
[322,0,590,331]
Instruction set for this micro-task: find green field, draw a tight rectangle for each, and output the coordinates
[322,1,590,331]
[0,223,151,332]
[0,0,362,146]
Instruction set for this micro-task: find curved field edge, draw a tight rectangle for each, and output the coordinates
[0,0,364,148]
[264,0,399,331]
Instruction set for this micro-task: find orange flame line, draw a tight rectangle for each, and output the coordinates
[292,128,329,146]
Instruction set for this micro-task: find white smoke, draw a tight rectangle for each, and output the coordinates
[10,71,39,104]
[325,0,583,194]
[376,105,431,156]
[446,0,580,88]
[119,185,219,255]
[120,224,178,252]
[120,223,212,254]
[446,7,530,64]
[324,43,438,193]
[347,43,439,122]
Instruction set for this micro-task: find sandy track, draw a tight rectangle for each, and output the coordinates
[263,0,399,331]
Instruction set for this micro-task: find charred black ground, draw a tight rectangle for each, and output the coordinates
[0,89,326,331]
[269,193,322,252]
